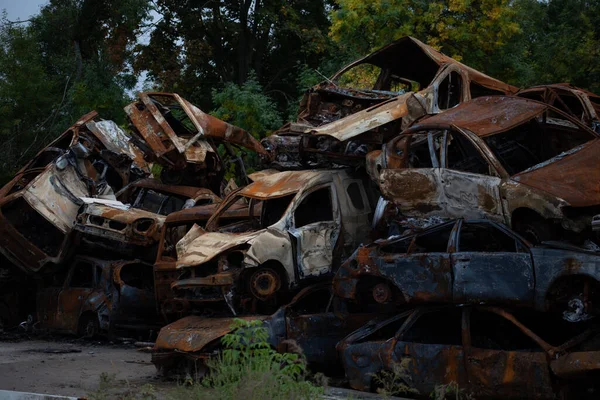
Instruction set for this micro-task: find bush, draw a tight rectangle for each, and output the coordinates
[171,319,323,400]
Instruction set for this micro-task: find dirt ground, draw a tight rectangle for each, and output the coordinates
[0,336,164,398]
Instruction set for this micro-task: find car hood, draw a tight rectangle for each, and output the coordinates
[176,225,264,268]
[512,140,600,207]
[154,315,268,353]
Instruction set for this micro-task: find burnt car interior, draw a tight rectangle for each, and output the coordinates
[211,194,294,233]
[484,116,595,176]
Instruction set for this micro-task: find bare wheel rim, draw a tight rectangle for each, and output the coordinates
[250,268,281,300]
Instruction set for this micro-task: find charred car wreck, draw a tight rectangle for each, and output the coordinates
[171,169,377,314]
[334,218,600,321]
[36,256,157,337]
[370,96,600,244]
[74,178,220,262]
[0,111,149,275]
[262,36,516,169]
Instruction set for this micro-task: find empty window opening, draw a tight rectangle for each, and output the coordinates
[411,223,454,253]
[484,119,595,176]
[295,187,333,228]
[119,264,154,290]
[459,223,519,252]
[470,82,505,98]
[445,132,490,175]
[261,194,295,227]
[401,308,462,345]
[357,314,410,344]
[470,309,540,351]
[2,198,65,257]
[346,182,365,210]
[438,72,462,110]
[70,261,95,288]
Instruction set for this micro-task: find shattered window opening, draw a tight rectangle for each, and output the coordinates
[356,314,410,344]
[380,236,414,254]
[458,222,523,252]
[346,182,365,210]
[555,93,586,120]
[133,188,187,216]
[69,261,95,288]
[400,308,462,345]
[119,263,154,290]
[294,187,333,228]
[470,309,540,351]
[406,133,439,168]
[445,131,491,175]
[149,95,196,137]
[484,119,595,176]
[438,71,462,110]
[470,82,505,98]
[410,223,454,253]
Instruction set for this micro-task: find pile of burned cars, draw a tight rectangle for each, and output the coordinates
[3,35,600,399]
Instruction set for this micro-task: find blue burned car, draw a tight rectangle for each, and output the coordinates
[333,219,600,321]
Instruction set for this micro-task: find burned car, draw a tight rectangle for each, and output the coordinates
[74,179,220,262]
[338,305,600,398]
[172,169,376,314]
[152,285,376,376]
[36,256,157,337]
[263,36,517,169]
[0,112,149,275]
[517,83,600,133]
[154,197,252,321]
[125,92,267,191]
[334,218,600,321]
[369,96,600,244]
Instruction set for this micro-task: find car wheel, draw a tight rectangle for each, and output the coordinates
[514,216,554,244]
[79,314,99,338]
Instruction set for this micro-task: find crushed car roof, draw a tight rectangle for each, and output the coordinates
[239,170,340,200]
[409,96,560,137]
[333,36,518,94]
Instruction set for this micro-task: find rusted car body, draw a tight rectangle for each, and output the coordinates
[369,96,600,243]
[74,179,219,262]
[334,218,600,321]
[518,83,600,132]
[152,285,376,376]
[125,92,266,191]
[36,256,157,337]
[262,36,517,169]
[0,112,149,275]
[172,169,376,313]
[338,305,600,398]
[154,200,251,321]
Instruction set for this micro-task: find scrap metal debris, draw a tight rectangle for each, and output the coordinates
[2,36,600,400]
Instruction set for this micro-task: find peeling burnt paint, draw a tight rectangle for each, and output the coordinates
[263,36,517,169]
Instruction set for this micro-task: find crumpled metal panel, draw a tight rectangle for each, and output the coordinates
[512,139,600,207]
[85,120,149,172]
[240,170,329,199]
[154,315,267,352]
[408,96,547,137]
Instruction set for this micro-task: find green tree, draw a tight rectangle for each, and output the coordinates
[329,0,520,72]
[135,0,332,111]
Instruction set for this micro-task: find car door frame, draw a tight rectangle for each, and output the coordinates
[438,127,506,222]
[450,219,535,306]
[391,307,469,394]
[56,258,99,333]
[288,182,341,280]
[430,64,469,113]
[462,307,556,399]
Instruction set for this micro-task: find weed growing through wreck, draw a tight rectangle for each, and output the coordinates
[88,372,157,400]
[431,381,474,400]
[371,358,419,397]
[172,318,323,400]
